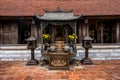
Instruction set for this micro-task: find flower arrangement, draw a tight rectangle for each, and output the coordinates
[43,34,50,42]
[68,34,78,43]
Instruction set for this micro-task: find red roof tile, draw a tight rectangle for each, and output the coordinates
[0,0,120,16]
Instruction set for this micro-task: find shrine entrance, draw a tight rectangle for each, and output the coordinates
[44,24,73,43]
[55,25,65,41]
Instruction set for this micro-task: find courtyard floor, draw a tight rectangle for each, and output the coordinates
[0,60,120,80]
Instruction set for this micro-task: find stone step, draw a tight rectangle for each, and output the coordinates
[0,49,41,61]
[0,48,120,61]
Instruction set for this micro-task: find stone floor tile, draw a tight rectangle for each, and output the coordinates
[0,77,4,80]
[33,76,42,80]
[79,75,87,79]
[61,75,69,79]
[6,76,15,80]
[0,60,120,80]
[15,76,25,80]
[24,76,33,80]
[69,75,79,80]
[113,75,120,79]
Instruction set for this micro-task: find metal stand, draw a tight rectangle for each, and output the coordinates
[26,49,39,65]
[81,48,93,64]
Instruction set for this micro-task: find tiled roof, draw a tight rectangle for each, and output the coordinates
[0,0,120,16]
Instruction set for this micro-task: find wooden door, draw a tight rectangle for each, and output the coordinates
[3,24,12,44]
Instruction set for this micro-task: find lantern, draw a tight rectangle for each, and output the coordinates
[26,36,39,65]
[81,35,93,64]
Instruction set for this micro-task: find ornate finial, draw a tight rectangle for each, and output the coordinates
[54,6,63,12]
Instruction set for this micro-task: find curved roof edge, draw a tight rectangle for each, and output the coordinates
[35,7,82,21]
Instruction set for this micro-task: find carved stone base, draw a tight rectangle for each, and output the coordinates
[26,60,39,65]
[81,58,93,65]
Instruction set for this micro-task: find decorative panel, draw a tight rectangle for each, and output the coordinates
[3,24,12,44]
[49,53,69,70]
[11,23,18,44]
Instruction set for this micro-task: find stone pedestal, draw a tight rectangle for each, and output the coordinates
[81,58,93,65]
[26,60,39,65]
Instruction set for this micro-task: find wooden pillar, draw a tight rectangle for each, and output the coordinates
[82,19,88,38]
[116,20,120,43]
[31,19,37,38]
[85,19,89,35]
[82,24,87,38]
[39,22,43,44]
[101,22,104,43]
[65,26,68,44]
[31,24,34,36]
[41,22,43,44]
[97,23,101,43]
[51,26,55,44]
[75,21,77,44]
[78,23,82,44]
[31,24,38,43]
[0,24,2,44]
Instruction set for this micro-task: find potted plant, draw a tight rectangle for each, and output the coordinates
[43,34,50,50]
[68,34,77,46]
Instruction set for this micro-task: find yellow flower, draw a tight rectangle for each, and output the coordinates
[68,34,77,42]
[43,34,50,42]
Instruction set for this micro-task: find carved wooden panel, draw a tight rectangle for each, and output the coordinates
[1,23,18,44]
[3,24,12,44]
[11,23,18,44]
[49,53,69,70]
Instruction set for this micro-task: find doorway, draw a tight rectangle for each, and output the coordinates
[103,21,116,43]
[18,24,31,44]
